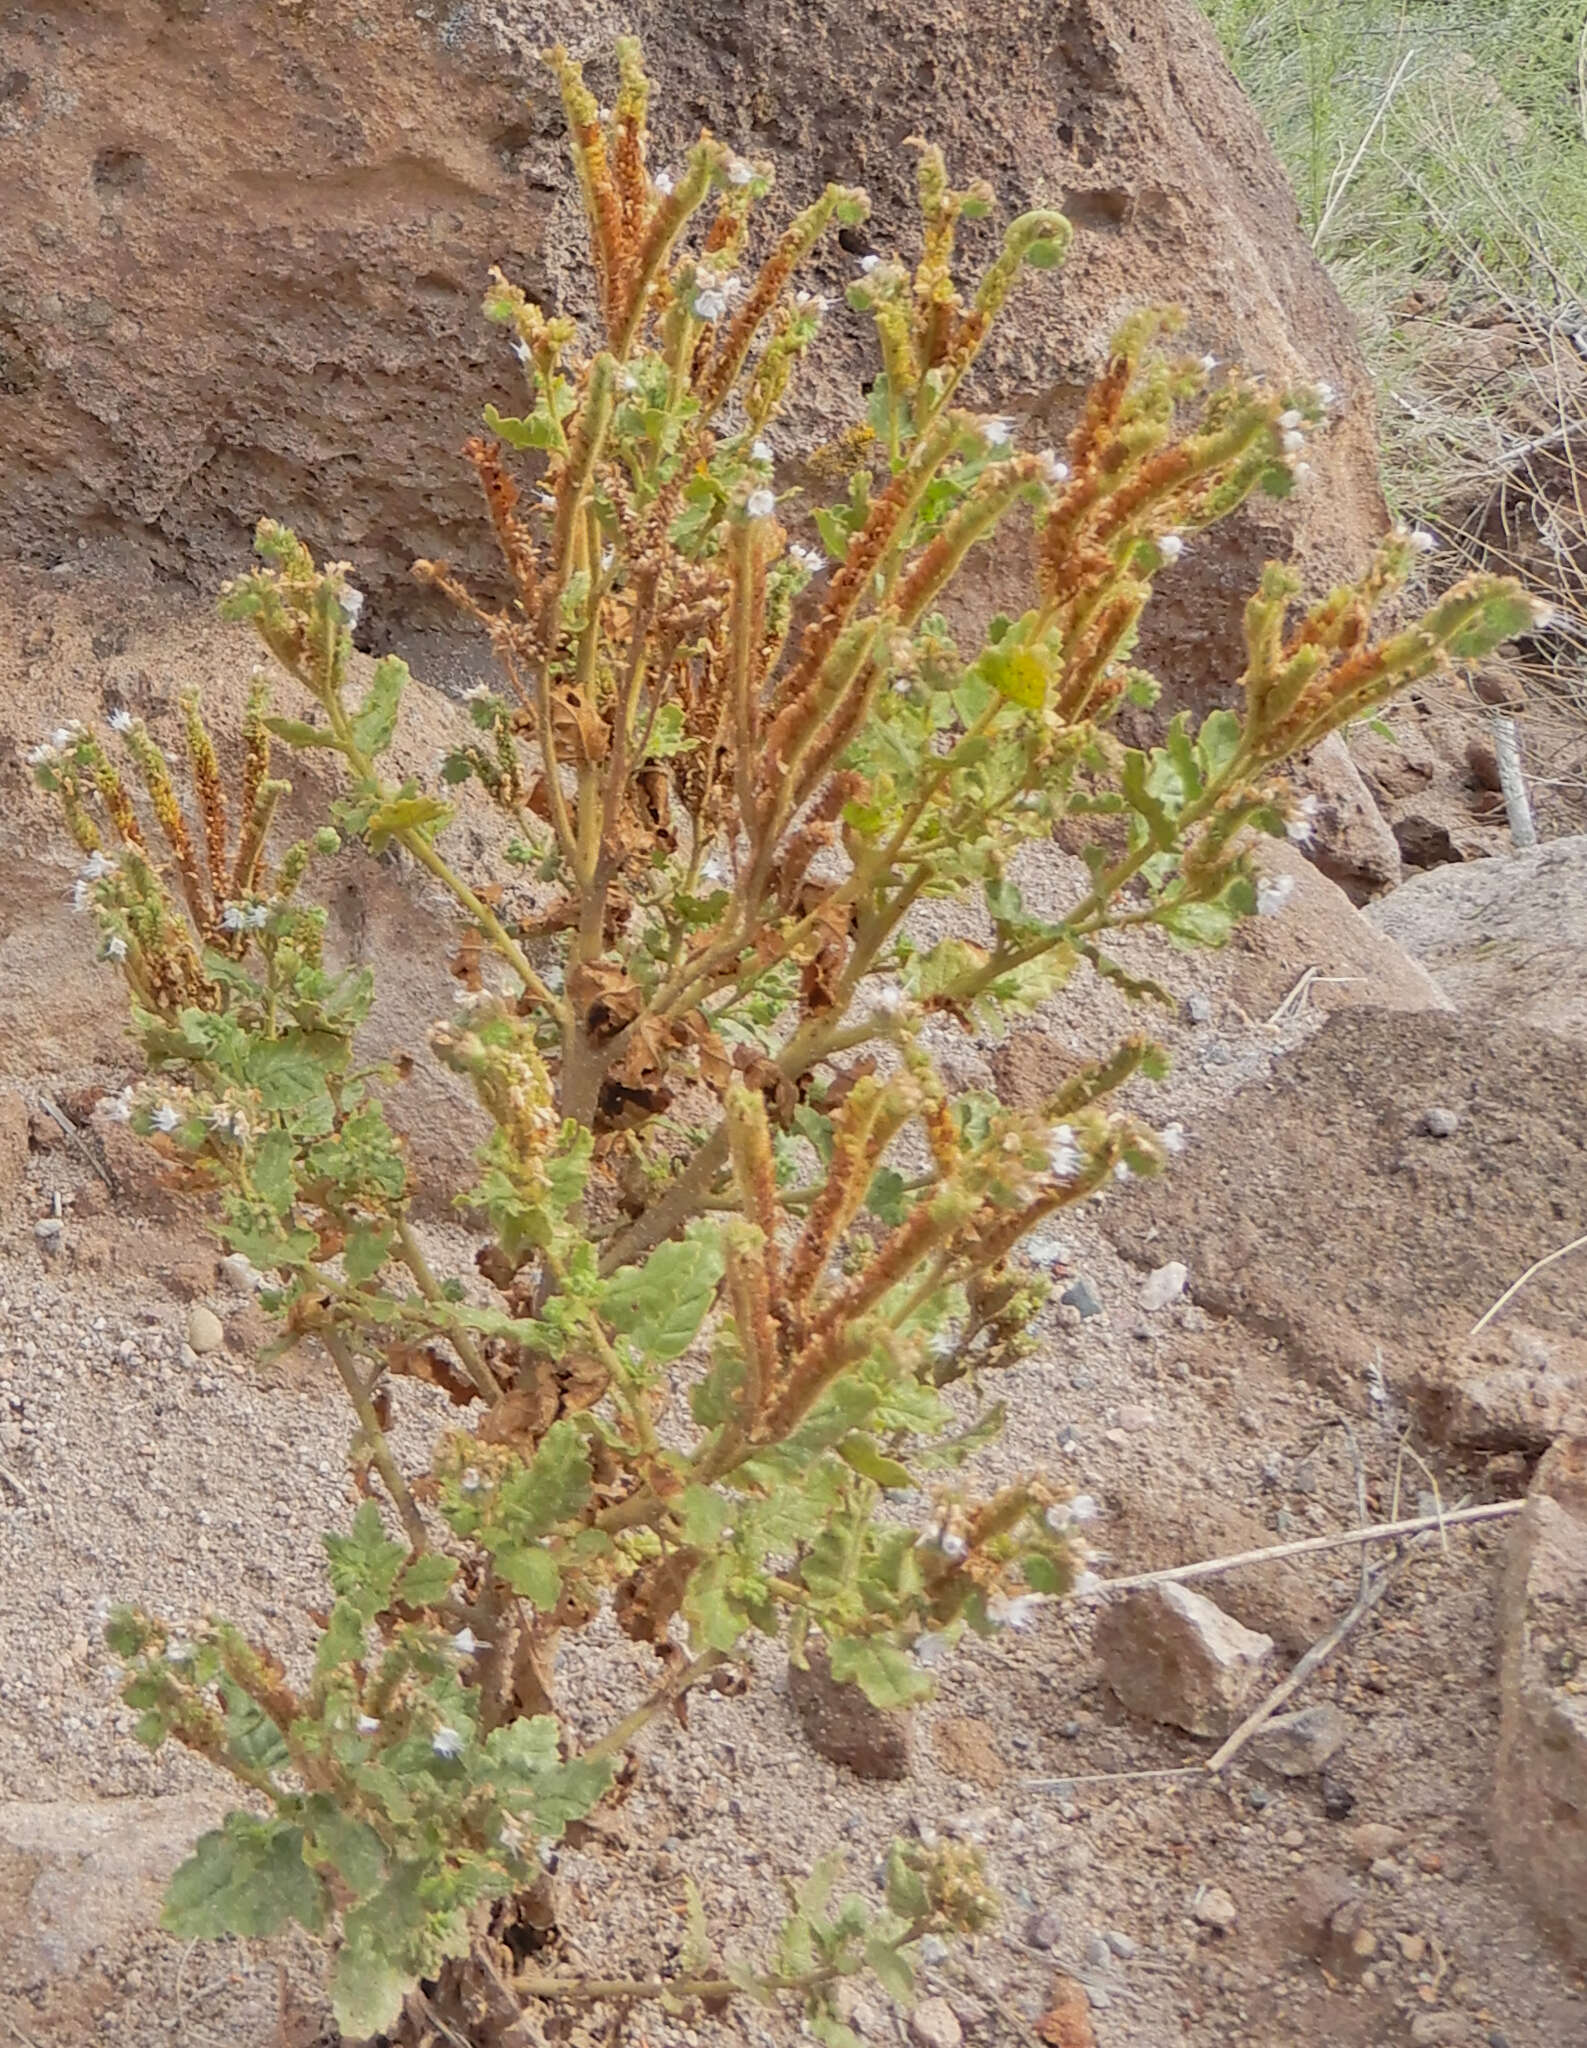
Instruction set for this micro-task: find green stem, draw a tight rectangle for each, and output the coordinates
[321,1326,427,1551]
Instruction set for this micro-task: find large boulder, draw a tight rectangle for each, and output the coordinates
[1,0,1383,703]
[1494,1436,1587,1963]
[1366,835,1587,1047]
[1105,1007,1587,1395]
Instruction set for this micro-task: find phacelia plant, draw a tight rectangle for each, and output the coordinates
[31,38,1537,2044]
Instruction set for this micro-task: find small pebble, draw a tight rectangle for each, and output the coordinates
[1104,1929,1137,1959]
[1060,1277,1104,1320]
[219,1252,259,1295]
[1419,1105,1459,1138]
[34,1218,63,1246]
[1140,1260,1188,1312]
[1186,993,1212,1024]
[1024,1909,1062,1951]
[1083,1933,1111,1969]
[1191,1885,1238,1931]
[909,1996,962,2048]
[186,1305,225,1356]
[1398,1932,1427,1964]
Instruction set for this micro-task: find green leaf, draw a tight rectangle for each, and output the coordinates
[837,1434,912,1490]
[526,1753,614,1835]
[262,715,341,750]
[365,793,451,848]
[865,1933,916,2005]
[884,1843,929,1920]
[499,1542,561,1609]
[250,1129,297,1216]
[679,1483,733,1547]
[343,1220,394,1282]
[323,1501,406,1618]
[304,1797,387,1899]
[351,657,408,760]
[393,1552,458,1608]
[163,1815,325,1940]
[826,1636,932,1710]
[979,642,1047,711]
[245,1040,327,1112]
[1196,707,1242,780]
[865,1166,909,1226]
[602,1231,724,1363]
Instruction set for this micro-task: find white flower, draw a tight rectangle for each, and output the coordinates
[746,487,777,520]
[981,415,1015,448]
[1409,528,1438,555]
[1278,409,1303,431]
[1292,462,1313,486]
[1157,533,1184,563]
[857,253,881,274]
[356,1714,381,1735]
[1199,353,1219,373]
[726,155,753,187]
[1281,430,1305,458]
[693,286,728,322]
[986,1591,1047,1631]
[871,984,908,1019]
[81,851,115,881]
[1314,380,1337,407]
[938,1530,969,1562]
[460,1467,484,1493]
[245,903,269,930]
[794,290,828,314]
[207,1104,249,1142]
[1072,1569,1105,1597]
[105,1087,133,1124]
[51,726,77,750]
[451,1627,485,1658]
[700,853,731,886]
[1048,1124,1082,1180]
[1257,873,1295,918]
[1286,794,1319,846]
[152,1103,181,1133]
[220,903,247,932]
[1039,451,1070,485]
[510,337,531,364]
[1113,1160,1134,1182]
[73,880,92,912]
[750,437,773,465]
[339,586,364,629]
[25,742,56,768]
[653,167,676,196]
[103,934,128,963]
[1047,1494,1100,1530]
[108,708,135,735]
[1157,1122,1186,1155]
[787,543,826,575]
[431,1724,465,1760]
[892,676,913,695]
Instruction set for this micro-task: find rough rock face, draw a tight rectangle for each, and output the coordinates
[1106,1007,1587,1395]
[1366,835,1587,1046]
[1494,1436,1587,1963]
[1,0,1383,705]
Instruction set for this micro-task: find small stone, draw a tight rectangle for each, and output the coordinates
[219,1252,259,1295]
[1409,2016,1467,2046]
[1116,1403,1153,1431]
[1187,993,1213,1024]
[909,1996,963,2048]
[1083,1933,1111,1969]
[1419,1105,1460,1138]
[1140,1260,1188,1312]
[33,1217,64,1247]
[1281,1826,1306,1849]
[1060,1278,1103,1320]
[1348,1822,1406,1867]
[1322,1776,1356,1819]
[1191,1885,1238,1931]
[1369,1855,1403,1885]
[1398,1932,1427,1964]
[1248,1703,1352,1778]
[1025,1909,1062,1950]
[185,1305,225,1355]
[1095,1583,1274,1737]
[1103,1929,1136,1959]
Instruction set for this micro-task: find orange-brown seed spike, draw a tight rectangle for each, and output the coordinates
[465,436,541,612]
[179,690,229,911]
